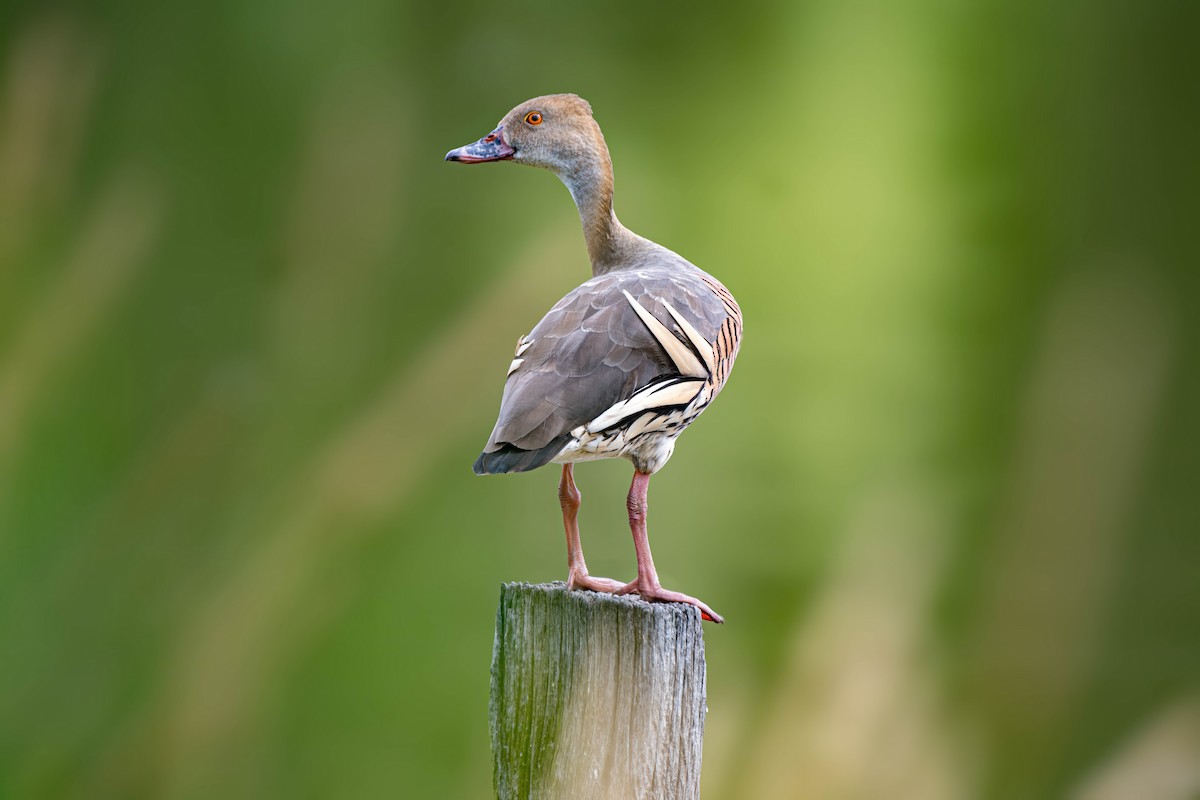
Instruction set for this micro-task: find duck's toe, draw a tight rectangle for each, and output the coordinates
[566,568,627,594]
[617,578,724,623]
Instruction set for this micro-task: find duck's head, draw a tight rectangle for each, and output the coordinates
[445,94,604,174]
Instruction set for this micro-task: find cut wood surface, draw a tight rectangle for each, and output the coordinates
[490,581,707,800]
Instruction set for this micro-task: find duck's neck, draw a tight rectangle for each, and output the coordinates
[557,152,641,275]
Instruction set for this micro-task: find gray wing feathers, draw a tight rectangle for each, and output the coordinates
[477,268,729,468]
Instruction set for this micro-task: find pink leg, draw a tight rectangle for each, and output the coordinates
[615,470,724,623]
[559,464,625,593]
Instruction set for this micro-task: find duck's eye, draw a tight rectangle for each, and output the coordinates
[524,111,543,126]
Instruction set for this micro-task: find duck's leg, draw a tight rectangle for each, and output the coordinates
[560,464,625,593]
[616,470,724,623]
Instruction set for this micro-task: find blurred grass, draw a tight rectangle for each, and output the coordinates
[0,0,1197,798]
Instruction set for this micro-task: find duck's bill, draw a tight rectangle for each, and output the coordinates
[445,127,515,163]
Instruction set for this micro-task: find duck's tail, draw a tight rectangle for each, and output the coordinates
[472,433,572,475]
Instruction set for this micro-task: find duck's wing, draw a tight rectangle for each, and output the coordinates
[473,269,731,474]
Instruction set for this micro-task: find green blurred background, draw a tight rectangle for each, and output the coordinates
[1,0,1197,797]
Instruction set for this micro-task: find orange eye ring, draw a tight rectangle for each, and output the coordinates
[524,111,543,126]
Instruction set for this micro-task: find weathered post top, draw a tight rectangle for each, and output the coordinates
[490,581,708,800]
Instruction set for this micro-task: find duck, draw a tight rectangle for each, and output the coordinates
[446,94,742,623]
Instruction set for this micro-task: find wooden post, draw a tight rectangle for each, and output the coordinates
[489,581,707,800]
